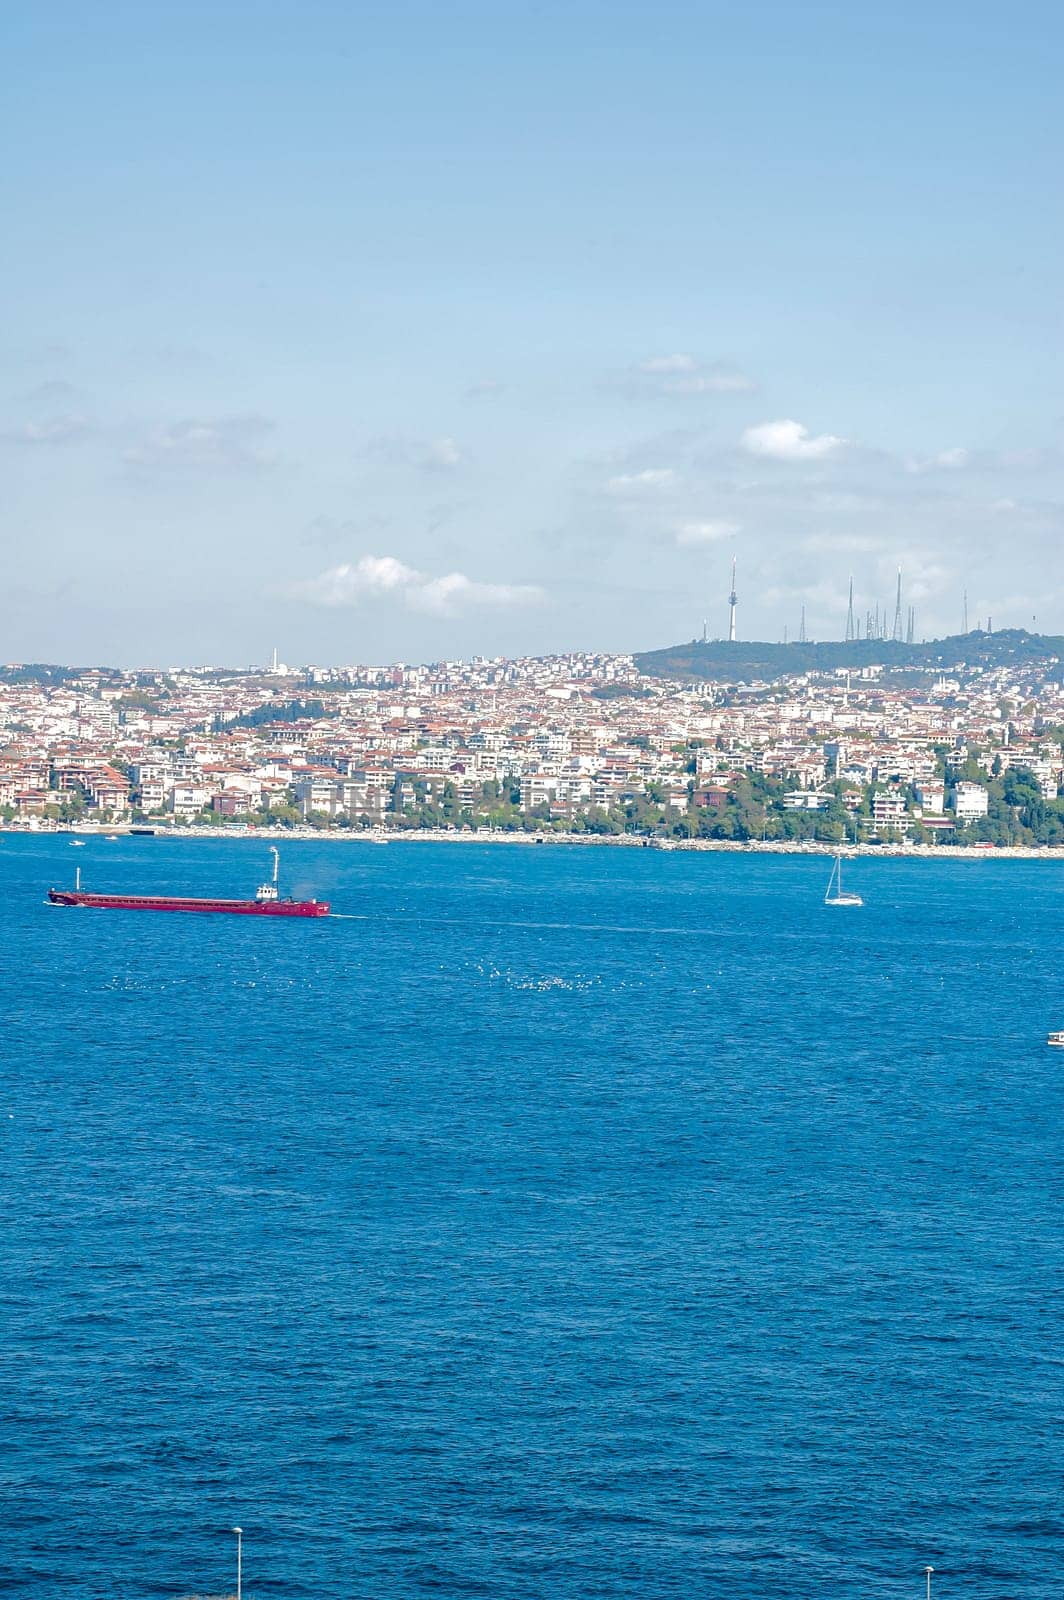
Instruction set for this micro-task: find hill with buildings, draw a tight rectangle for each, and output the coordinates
[635,628,1064,683]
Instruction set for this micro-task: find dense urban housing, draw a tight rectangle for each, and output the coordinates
[4,642,1064,848]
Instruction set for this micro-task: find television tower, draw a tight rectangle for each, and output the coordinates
[728,556,737,642]
[845,577,856,642]
[798,604,807,644]
[906,606,915,644]
[892,569,903,642]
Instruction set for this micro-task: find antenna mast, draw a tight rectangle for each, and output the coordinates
[845,577,855,642]
[728,556,738,642]
[892,568,903,642]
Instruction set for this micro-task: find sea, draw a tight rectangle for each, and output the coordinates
[2,833,1062,1599]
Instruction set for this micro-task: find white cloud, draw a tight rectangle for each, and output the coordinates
[605,467,677,494]
[675,520,739,545]
[464,378,504,399]
[294,555,545,616]
[741,419,845,461]
[802,532,889,554]
[1,414,90,445]
[423,436,462,469]
[125,415,276,471]
[905,446,970,473]
[638,354,699,375]
[906,445,1053,475]
[663,371,756,394]
[634,354,756,395]
[367,434,464,472]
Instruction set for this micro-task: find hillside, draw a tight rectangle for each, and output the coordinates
[634,628,1064,684]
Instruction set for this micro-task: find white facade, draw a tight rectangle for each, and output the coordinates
[954,781,989,820]
[915,783,945,813]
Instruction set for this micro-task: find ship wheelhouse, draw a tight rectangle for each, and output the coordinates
[256,845,282,902]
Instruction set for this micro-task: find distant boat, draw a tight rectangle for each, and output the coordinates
[1048,1031,1064,1048]
[70,840,86,847]
[47,847,330,918]
[824,851,863,907]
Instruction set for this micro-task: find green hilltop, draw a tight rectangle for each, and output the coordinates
[634,628,1064,683]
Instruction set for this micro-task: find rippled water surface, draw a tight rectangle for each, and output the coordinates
[2,835,1063,1598]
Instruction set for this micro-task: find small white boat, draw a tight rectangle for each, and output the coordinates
[1047,1031,1064,1048]
[824,851,863,907]
[70,840,86,847]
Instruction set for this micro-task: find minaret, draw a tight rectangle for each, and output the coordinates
[728,557,737,642]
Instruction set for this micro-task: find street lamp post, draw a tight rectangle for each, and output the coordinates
[924,1565,934,1600]
[232,1527,243,1600]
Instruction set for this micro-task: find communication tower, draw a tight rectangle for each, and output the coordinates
[728,557,738,642]
[892,569,903,642]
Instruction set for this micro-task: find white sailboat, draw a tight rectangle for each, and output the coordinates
[824,850,863,907]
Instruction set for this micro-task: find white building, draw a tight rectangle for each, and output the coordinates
[953,781,989,821]
[871,791,910,832]
[782,790,830,810]
[915,783,946,814]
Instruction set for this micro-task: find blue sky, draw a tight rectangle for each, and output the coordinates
[3,0,1062,665]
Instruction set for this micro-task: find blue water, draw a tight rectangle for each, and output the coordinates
[2,835,1062,1599]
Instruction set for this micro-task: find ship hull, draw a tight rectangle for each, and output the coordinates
[48,891,330,917]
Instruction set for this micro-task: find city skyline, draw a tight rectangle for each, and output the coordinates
[5,1,1063,663]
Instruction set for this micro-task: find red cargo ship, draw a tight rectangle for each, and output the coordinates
[48,848,330,918]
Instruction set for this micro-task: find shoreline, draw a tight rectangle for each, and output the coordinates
[7,824,1064,861]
